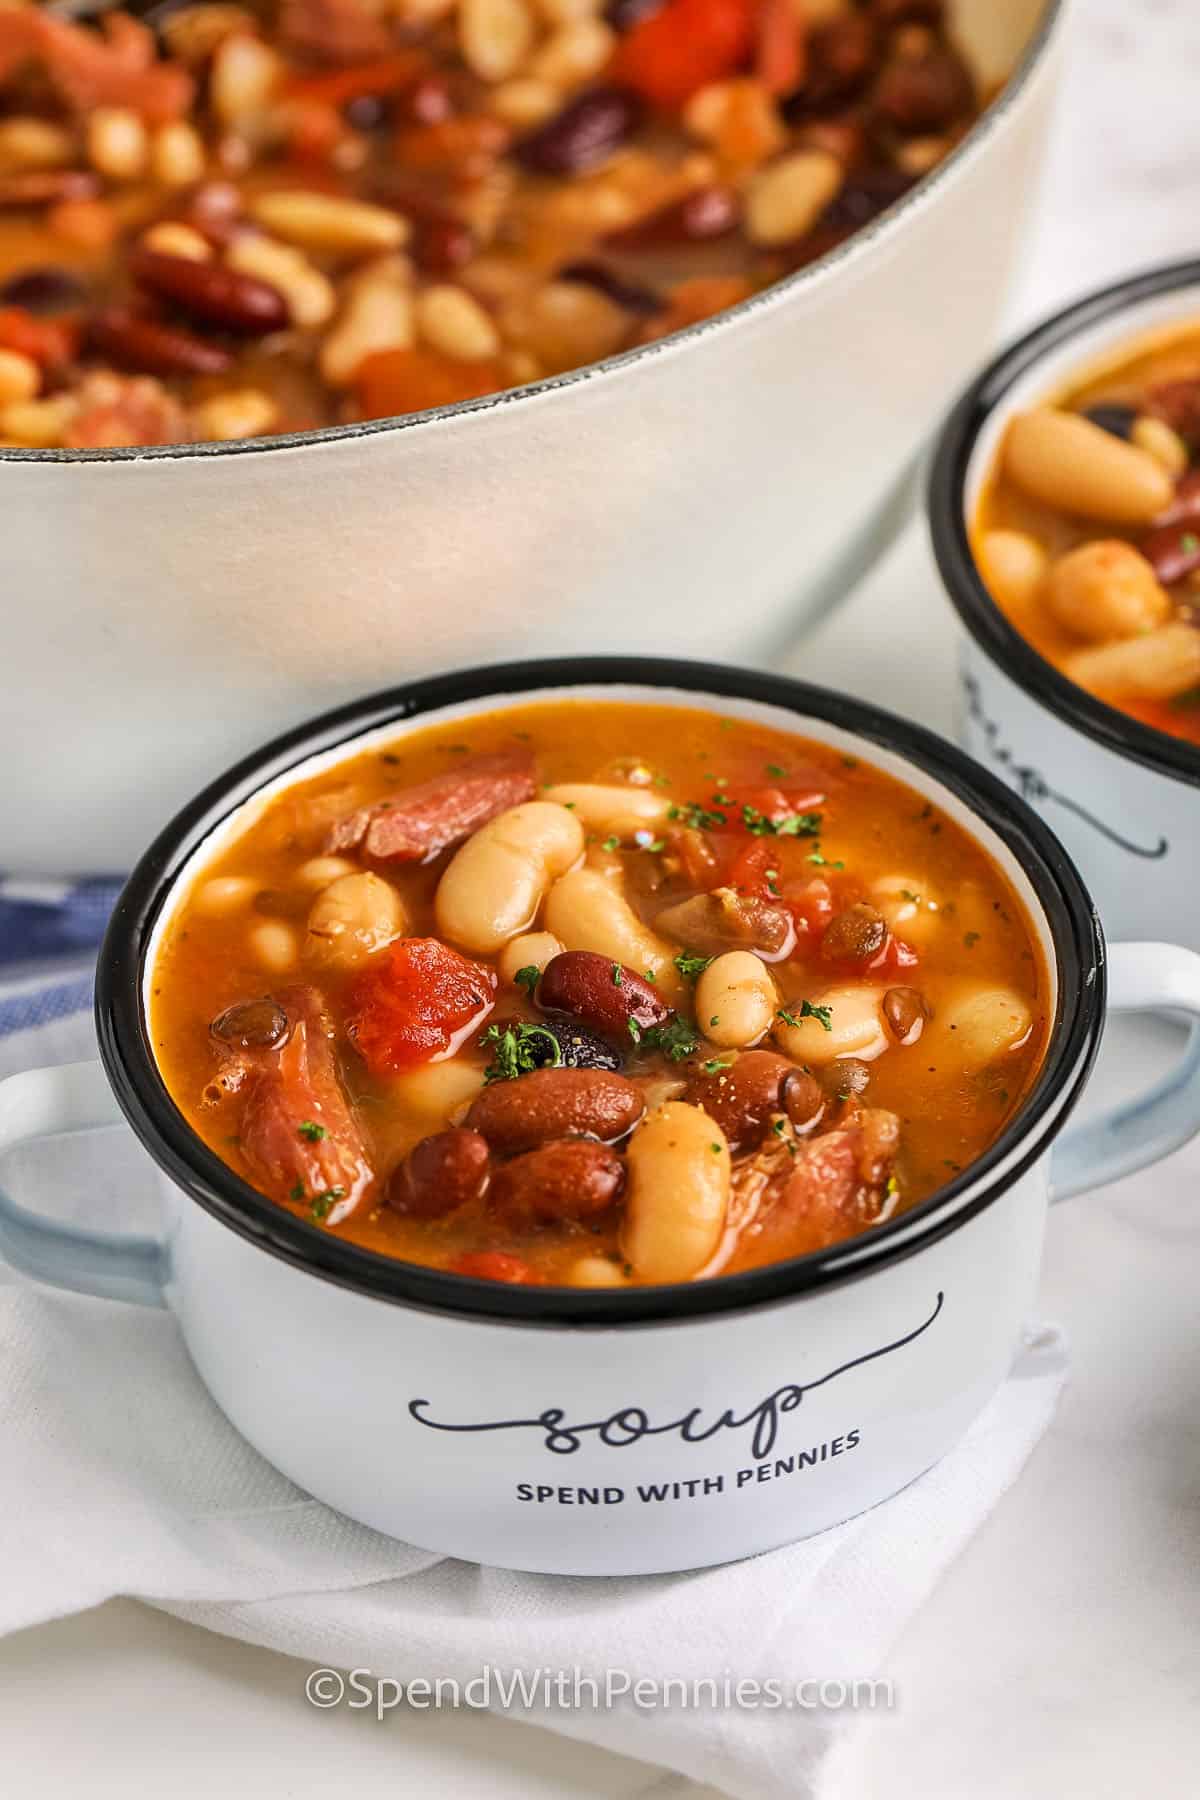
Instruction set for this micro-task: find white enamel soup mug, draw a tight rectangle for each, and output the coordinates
[3,659,1200,1576]
[929,261,1200,954]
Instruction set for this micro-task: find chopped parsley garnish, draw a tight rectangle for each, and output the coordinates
[611,963,623,986]
[602,834,620,852]
[701,1058,732,1075]
[964,931,981,949]
[641,1018,701,1061]
[900,889,921,904]
[741,804,822,839]
[807,848,844,869]
[309,1187,345,1222]
[297,1120,327,1142]
[673,949,714,981]
[644,968,656,982]
[513,963,540,999]
[289,1180,305,1202]
[710,1142,722,1155]
[668,800,728,832]
[1182,533,1199,555]
[627,1018,642,1045]
[778,1000,834,1033]
[765,763,787,777]
[481,1021,563,1083]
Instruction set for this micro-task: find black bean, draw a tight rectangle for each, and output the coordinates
[1082,404,1137,442]
[211,998,290,1051]
[344,94,391,132]
[818,165,914,231]
[501,1014,623,1072]
[604,0,666,30]
[516,86,641,177]
[0,265,89,314]
[557,260,661,315]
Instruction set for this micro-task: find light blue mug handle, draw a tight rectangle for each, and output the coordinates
[3,942,1200,1302]
[1050,941,1200,1203]
[0,1059,165,1307]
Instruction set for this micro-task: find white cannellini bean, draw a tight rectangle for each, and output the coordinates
[976,529,1048,615]
[249,190,408,256]
[542,782,670,838]
[305,872,405,971]
[415,284,501,360]
[210,32,283,126]
[1064,623,1200,702]
[141,220,213,261]
[459,0,537,81]
[925,983,1033,1072]
[744,150,843,247]
[436,802,585,954]
[530,20,615,84]
[296,855,360,889]
[150,120,207,187]
[194,875,257,916]
[543,867,683,999]
[695,952,777,1049]
[0,350,39,407]
[192,386,278,442]
[226,233,335,329]
[0,395,77,448]
[1045,541,1171,643]
[0,117,75,173]
[773,984,887,1065]
[497,930,564,987]
[567,1255,628,1288]
[86,107,148,182]
[1003,409,1174,524]
[250,920,299,974]
[872,874,942,945]
[620,1102,730,1283]
[1132,414,1189,478]
[319,255,415,387]
[489,77,560,128]
[388,1056,486,1119]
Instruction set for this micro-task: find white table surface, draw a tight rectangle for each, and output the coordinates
[4,2,1199,1792]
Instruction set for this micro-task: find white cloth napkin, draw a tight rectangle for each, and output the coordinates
[0,996,1067,1800]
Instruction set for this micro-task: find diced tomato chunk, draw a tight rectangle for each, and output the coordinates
[356,346,504,419]
[0,307,78,369]
[451,1251,541,1284]
[756,0,804,96]
[612,0,758,110]
[282,53,427,110]
[348,938,496,1074]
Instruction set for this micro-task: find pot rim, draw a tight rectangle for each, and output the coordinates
[95,655,1104,1328]
[1,0,1065,469]
[928,255,1200,790]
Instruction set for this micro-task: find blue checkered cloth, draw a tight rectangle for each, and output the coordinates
[0,877,122,1033]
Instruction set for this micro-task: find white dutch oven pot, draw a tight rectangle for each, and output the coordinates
[3,660,1199,1577]
[0,0,1066,873]
[929,260,1200,953]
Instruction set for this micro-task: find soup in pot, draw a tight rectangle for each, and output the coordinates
[150,700,1050,1286]
[974,321,1200,750]
[0,0,982,449]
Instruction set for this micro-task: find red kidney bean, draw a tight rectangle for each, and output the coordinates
[820,903,888,964]
[211,997,291,1050]
[389,1127,491,1220]
[129,248,289,335]
[883,985,925,1044]
[466,1066,644,1153]
[538,951,672,1043]
[515,86,641,176]
[412,214,476,275]
[870,0,944,23]
[450,1250,541,1284]
[488,1138,625,1226]
[0,266,89,314]
[87,306,233,375]
[556,261,661,315]
[872,45,974,133]
[1140,521,1200,588]
[605,185,740,249]
[684,1050,797,1152]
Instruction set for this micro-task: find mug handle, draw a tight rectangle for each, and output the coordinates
[1050,941,1200,1203]
[0,1059,166,1307]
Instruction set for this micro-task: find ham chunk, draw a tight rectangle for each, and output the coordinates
[327,750,536,863]
[227,986,374,1224]
[739,1107,900,1260]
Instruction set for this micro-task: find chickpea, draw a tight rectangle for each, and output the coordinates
[977,529,1048,615]
[1003,409,1173,524]
[194,875,256,916]
[567,1255,629,1289]
[497,930,563,988]
[305,872,405,971]
[925,984,1033,1072]
[543,867,683,999]
[772,984,887,1065]
[1064,622,1200,702]
[295,855,359,889]
[436,801,584,954]
[1045,541,1170,643]
[620,1102,730,1283]
[542,782,670,838]
[695,951,777,1049]
[250,920,299,974]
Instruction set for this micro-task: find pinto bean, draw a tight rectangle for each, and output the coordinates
[783,1068,824,1132]
[389,1127,491,1220]
[538,950,671,1043]
[488,1138,625,1226]
[466,1065,643,1153]
[883,985,925,1044]
[683,1048,795,1151]
[211,996,290,1051]
[820,902,887,964]
[128,248,288,334]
